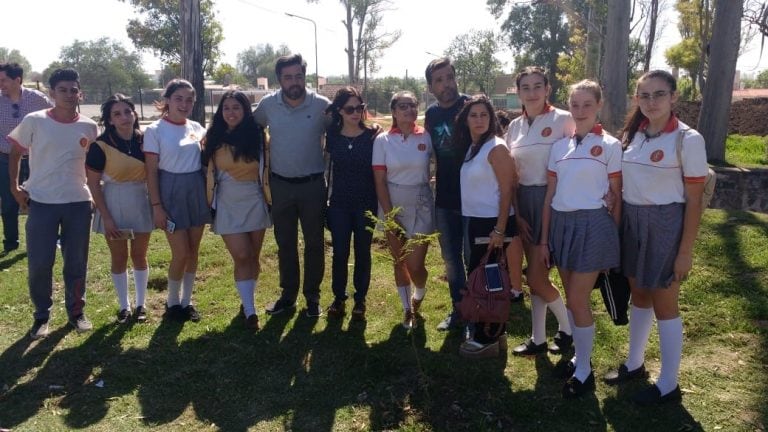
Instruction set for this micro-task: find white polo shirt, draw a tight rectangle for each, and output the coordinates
[547,124,622,211]
[8,109,98,204]
[461,136,514,218]
[622,117,708,205]
[372,126,432,185]
[506,105,574,186]
[143,118,206,174]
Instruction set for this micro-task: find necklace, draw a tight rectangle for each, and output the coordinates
[342,134,359,150]
[115,134,134,156]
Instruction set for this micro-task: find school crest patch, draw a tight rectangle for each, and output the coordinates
[541,127,552,137]
[418,143,427,152]
[79,137,89,148]
[590,145,603,157]
[650,150,664,162]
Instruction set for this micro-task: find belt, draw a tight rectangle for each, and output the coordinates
[271,172,324,184]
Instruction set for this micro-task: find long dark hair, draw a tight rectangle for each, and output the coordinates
[154,78,195,116]
[453,94,500,162]
[620,69,677,146]
[325,86,372,135]
[202,90,263,165]
[98,93,142,147]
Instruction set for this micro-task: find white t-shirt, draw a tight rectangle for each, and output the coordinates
[547,125,622,211]
[622,118,709,205]
[505,106,574,186]
[8,109,98,204]
[143,118,205,174]
[372,126,432,185]
[461,136,514,218]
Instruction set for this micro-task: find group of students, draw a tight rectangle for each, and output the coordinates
[5,55,707,406]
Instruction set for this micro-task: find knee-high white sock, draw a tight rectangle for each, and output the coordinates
[112,272,130,310]
[133,268,149,308]
[181,272,196,307]
[397,285,412,311]
[236,279,256,317]
[572,324,595,382]
[531,295,547,344]
[547,296,571,335]
[167,278,182,307]
[625,305,655,371]
[413,286,426,301]
[568,308,577,366]
[656,317,683,395]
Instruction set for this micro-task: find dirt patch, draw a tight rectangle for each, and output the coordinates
[674,98,768,136]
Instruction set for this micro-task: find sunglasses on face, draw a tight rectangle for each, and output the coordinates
[11,103,19,119]
[341,104,365,115]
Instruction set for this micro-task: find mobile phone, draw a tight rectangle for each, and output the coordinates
[112,229,135,240]
[485,263,504,292]
[166,219,176,233]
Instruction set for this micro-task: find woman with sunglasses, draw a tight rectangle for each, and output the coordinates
[373,91,434,330]
[323,87,382,321]
[202,90,271,330]
[603,70,708,405]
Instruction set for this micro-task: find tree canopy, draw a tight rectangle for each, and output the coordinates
[0,48,32,75]
[120,0,224,76]
[444,30,503,95]
[236,44,291,88]
[42,38,153,103]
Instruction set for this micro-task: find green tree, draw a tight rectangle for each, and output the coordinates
[42,38,153,103]
[120,0,223,76]
[0,48,32,74]
[236,44,290,88]
[487,0,570,100]
[754,69,768,88]
[212,63,248,87]
[363,76,422,115]
[664,0,715,99]
[444,30,503,95]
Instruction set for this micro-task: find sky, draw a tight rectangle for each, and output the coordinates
[4,0,768,83]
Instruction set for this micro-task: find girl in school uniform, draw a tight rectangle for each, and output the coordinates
[539,80,623,398]
[373,91,434,330]
[144,79,211,322]
[506,67,575,356]
[86,94,152,324]
[603,70,708,405]
[202,90,271,330]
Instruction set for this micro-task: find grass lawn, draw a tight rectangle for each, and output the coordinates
[0,208,766,431]
[724,135,768,167]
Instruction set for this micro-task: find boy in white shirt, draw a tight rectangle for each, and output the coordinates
[8,68,99,339]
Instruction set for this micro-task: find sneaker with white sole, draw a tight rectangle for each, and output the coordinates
[69,314,93,333]
[30,319,50,340]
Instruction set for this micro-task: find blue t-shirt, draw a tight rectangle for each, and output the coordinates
[327,127,378,212]
[425,94,469,210]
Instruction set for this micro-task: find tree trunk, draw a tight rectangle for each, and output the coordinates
[180,0,205,125]
[697,0,742,162]
[600,0,631,133]
[345,0,355,83]
[643,0,659,72]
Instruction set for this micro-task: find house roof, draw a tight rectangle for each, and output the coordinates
[493,75,517,96]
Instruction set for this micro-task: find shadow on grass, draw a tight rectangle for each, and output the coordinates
[0,250,26,271]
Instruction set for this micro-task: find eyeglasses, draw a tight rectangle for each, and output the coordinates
[11,103,19,119]
[396,102,417,111]
[55,87,81,95]
[636,90,671,102]
[341,104,365,115]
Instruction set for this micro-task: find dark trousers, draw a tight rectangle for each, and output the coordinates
[27,200,92,321]
[0,153,29,251]
[327,205,374,304]
[270,175,326,305]
[467,216,515,344]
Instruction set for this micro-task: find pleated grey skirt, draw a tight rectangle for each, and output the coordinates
[517,185,546,244]
[549,207,620,273]
[212,178,271,235]
[622,202,684,289]
[92,181,153,234]
[379,182,434,238]
[159,170,212,230]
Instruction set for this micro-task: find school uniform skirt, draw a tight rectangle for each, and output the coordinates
[212,177,271,235]
[380,182,434,238]
[622,202,684,289]
[549,207,619,273]
[92,181,153,234]
[158,169,212,230]
[517,185,546,244]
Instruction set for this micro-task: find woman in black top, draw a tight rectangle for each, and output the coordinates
[324,86,381,320]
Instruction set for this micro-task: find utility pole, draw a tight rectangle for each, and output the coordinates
[181,0,206,125]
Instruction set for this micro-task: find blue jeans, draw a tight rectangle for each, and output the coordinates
[0,153,30,251]
[435,207,468,309]
[327,206,374,304]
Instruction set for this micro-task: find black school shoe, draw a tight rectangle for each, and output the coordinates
[183,305,201,322]
[512,338,548,356]
[633,384,682,406]
[548,330,573,354]
[562,371,596,399]
[603,363,648,385]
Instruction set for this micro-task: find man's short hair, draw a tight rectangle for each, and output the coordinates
[48,68,80,89]
[0,62,24,81]
[425,57,455,85]
[275,54,307,79]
